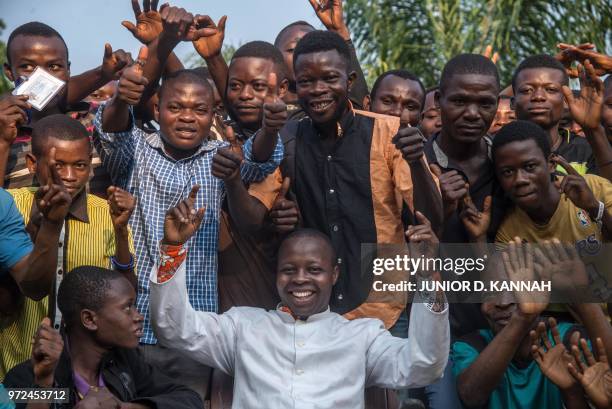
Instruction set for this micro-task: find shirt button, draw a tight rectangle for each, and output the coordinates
[297,341,305,347]
[338,294,343,300]
[329,189,335,194]
[327,155,332,161]
[58,242,63,248]
[337,258,342,264]
[296,369,304,375]
[57,269,63,275]
[332,225,339,232]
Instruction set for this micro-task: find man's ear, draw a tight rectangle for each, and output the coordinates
[81,309,98,332]
[332,265,340,286]
[3,63,14,82]
[362,95,371,111]
[347,71,357,93]
[278,78,289,99]
[25,153,37,175]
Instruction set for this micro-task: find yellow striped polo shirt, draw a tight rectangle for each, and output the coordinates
[0,187,134,381]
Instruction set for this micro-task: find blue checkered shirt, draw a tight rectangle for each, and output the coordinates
[93,105,283,344]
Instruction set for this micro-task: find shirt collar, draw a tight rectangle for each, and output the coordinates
[68,188,89,223]
[275,303,332,324]
[426,131,493,170]
[144,131,219,160]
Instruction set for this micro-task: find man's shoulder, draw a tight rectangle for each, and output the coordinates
[7,187,35,205]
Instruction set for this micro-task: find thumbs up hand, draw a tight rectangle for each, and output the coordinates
[262,73,288,138]
[115,45,149,105]
[270,177,299,234]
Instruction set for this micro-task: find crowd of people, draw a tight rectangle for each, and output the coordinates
[0,1,611,408]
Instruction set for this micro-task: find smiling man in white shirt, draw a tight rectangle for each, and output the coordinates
[149,186,450,409]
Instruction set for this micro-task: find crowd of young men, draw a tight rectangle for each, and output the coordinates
[0,1,611,408]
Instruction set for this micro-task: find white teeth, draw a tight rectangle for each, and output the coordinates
[293,291,313,298]
[312,101,332,110]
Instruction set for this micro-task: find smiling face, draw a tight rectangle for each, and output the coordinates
[438,73,499,144]
[371,75,424,127]
[90,277,144,349]
[28,137,92,198]
[5,35,70,112]
[155,79,214,159]
[494,138,556,212]
[295,49,355,128]
[276,235,339,319]
[513,68,566,131]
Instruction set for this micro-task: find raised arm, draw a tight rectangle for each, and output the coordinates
[562,60,612,181]
[149,186,237,374]
[192,15,229,99]
[107,186,137,289]
[10,148,71,300]
[456,239,548,408]
[66,44,132,105]
[0,95,30,183]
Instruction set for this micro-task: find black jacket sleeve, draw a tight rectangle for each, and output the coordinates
[346,39,369,109]
[120,349,203,409]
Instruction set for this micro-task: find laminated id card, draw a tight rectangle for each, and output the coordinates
[12,67,66,111]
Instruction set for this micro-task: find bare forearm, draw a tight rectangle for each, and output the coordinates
[410,158,443,235]
[102,96,131,133]
[15,220,62,300]
[251,131,278,163]
[458,314,535,407]
[204,54,228,101]
[225,178,267,233]
[114,227,137,289]
[585,125,612,182]
[162,52,184,77]
[141,35,179,103]
[572,303,612,363]
[67,67,106,105]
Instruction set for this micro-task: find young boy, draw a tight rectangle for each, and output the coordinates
[148,192,449,409]
[3,265,202,409]
[512,54,612,181]
[0,22,129,196]
[363,69,425,128]
[1,114,135,381]
[453,238,608,409]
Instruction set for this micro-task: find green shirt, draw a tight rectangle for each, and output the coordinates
[451,322,577,409]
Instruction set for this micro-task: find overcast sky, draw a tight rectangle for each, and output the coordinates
[1,0,323,73]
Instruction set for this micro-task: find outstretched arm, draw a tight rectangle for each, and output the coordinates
[149,186,237,374]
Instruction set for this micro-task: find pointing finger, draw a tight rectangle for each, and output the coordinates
[47,147,63,186]
[414,210,431,227]
[275,177,291,202]
[552,154,579,176]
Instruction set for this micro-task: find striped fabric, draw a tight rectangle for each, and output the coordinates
[92,104,283,345]
[0,188,133,381]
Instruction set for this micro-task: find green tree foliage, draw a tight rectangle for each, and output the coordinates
[0,19,13,94]
[345,0,612,87]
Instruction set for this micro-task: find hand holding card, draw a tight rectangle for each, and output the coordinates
[12,67,66,111]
